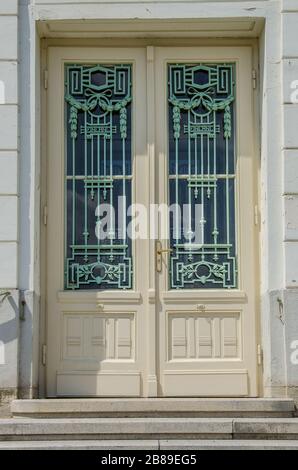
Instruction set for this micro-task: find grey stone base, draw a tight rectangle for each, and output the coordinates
[1,417,298,441]
[264,386,298,408]
[0,388,17,404]
[17,387,39,400]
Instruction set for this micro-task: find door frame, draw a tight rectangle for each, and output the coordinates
[39,36,261,398]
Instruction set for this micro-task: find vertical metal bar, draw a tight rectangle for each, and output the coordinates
[84,109,88,261]
[103,117,107,199]
[225,133,230,245]
[91,114,94,193]
[175,134,179,244]
[72,138,76,247]
[200,132,205,256]
[194,118,198,182]
[207,135,210,198]
[122,136,126,243]
[213,109,218,261]
[187,109,192,239]
[109,110,114,258]
[97,120,101,262]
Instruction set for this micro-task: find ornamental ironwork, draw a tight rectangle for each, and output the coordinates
[168,63,237,289]
[65,64,133,290]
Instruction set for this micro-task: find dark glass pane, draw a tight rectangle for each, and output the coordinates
[168,63,237,289]
[65,64,133,290]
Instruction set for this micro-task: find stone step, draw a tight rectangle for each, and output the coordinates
[1,417,298,441]
[0,417,232,440]
[1,439,298,450]
[10,398,296,418]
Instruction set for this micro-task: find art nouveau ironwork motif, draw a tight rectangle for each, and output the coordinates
[65,64,132,289]
[168,63,237,289]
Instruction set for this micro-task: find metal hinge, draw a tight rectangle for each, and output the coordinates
[257,344,263,366]
[43,205,48,226]
[252,69,257,89]
[42,344,47,366]
[44,69,48,90]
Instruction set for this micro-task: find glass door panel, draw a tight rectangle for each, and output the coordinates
[168,63,237,289]
[65,64,133,290]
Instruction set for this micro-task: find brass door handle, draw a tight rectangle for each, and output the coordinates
[156,241,172,273]
[157,248,173,254]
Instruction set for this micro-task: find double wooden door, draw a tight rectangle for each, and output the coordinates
[46,46,258,397]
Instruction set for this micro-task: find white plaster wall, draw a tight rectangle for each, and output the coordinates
[32,0,274,21]
[17,0,41,399]
[1,1,18,15]
[0,290,19,400]
[0,6,18,289]
[258,1,286,398]
[281,0,298,396]
[0,0,19,401]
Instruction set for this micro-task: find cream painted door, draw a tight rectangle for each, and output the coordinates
[46,46,259,397]
[155,47,259,396]
[46,47,150,397]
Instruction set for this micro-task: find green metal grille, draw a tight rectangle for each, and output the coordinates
[168,63,237,289]
[64,64,133,290]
